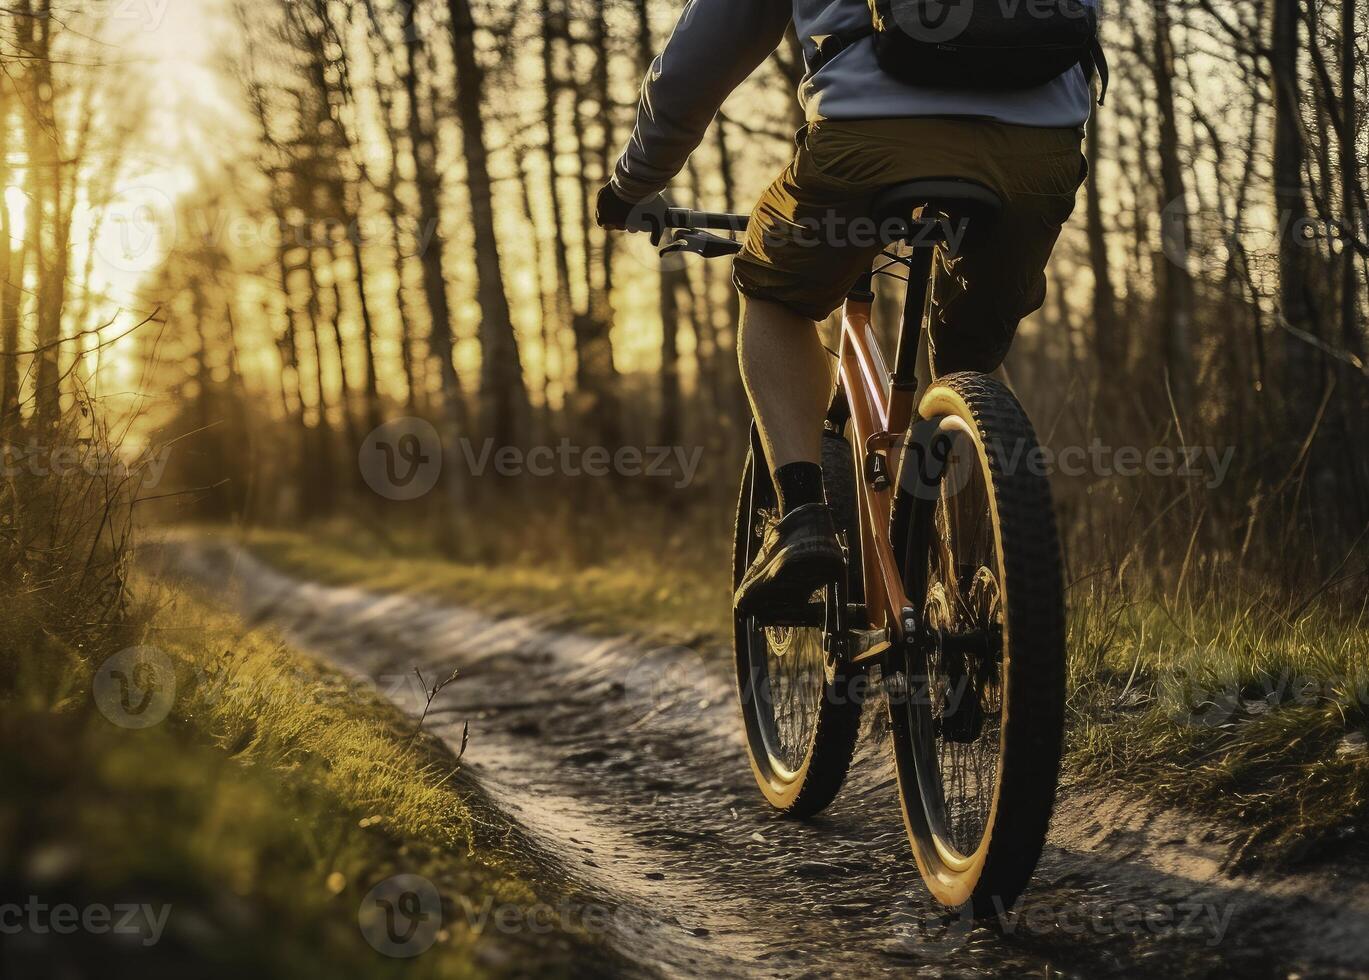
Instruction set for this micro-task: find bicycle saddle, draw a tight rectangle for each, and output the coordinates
[869,179,1004,245]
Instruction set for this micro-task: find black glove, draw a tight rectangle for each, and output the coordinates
[596,184,670,241]
[595,182,637,230]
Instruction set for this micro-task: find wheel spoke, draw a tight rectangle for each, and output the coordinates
[757,617,826,773]
[910,448,1005,857]
[747,508,828,776]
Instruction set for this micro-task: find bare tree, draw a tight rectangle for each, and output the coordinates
[1149,0,1195,420]
[1085,112,1120,384]
[446,0,531,451]
[0,78,24,428]
[1271,0,1321,399]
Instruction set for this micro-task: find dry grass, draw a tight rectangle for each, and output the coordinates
[235,509,733,647]
[1064,577,1369,864]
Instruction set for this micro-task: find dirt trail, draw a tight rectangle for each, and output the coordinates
[155,538,1369,979]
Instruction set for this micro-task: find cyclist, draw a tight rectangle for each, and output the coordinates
[597,0,1098,615]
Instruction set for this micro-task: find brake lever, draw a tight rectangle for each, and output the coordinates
[658,230,744,259]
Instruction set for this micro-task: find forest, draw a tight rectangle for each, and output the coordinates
[1,0,1364,570]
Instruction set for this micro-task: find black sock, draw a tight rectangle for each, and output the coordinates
[774,462,825,516]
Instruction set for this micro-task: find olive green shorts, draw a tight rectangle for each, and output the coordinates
[732,117,1086,374]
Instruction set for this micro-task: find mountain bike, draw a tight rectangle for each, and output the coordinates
[627,180,1067,914]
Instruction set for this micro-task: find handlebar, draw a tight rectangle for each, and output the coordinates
[661,209,749,233]
[623,206,750,261]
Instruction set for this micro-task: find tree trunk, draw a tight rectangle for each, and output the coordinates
[1340,0,1362,362]
[1085,112,1120,383]
[1271,0,1319,398]
[0,86,23,430]
[659,264,683,449]
[362,0,424,417]
[634,0,695,449]
[397,0,472,550]
[542,0,576,378]
[1336,0,1367,531]
[447,0,531,451]
[21,0,65,428]
[301,247,337,515]
[347,220,383,435]
[323,240,362,452]
[515,144,558,435]
[1150,0,1195,421]
[567,8,622,448]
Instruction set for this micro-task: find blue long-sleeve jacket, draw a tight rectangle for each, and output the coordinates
[612,0,1096,201]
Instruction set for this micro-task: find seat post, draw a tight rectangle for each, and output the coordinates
[891,247,934,390]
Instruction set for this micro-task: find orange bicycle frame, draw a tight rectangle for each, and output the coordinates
[834,246,938,663]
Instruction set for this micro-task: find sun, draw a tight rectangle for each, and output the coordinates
[4,185,26,242]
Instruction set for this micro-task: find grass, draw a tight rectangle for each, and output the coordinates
[230,516,1369,868]
[232,512,734,647]
[0,577,610,977]
[1063,578,1369,865]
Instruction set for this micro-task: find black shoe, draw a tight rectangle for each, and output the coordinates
[735,503,846,620]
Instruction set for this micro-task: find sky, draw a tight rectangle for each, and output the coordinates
[33,0,243,396]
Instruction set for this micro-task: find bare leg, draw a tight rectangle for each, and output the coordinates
[737,294,833,472]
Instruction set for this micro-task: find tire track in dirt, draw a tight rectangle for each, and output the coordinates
[154,537,1369,979]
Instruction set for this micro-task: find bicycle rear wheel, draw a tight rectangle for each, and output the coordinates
[885,372,1066,912]
[733,428,864,817]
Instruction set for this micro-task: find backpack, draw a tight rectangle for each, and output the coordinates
[815,0,1109,103]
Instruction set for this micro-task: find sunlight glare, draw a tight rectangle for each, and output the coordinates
[4,186,26,242]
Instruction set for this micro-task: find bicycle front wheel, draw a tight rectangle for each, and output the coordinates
[886,372,1066,912]
[732,429,864,817]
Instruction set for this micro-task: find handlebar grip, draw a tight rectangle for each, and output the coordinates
[665,209,749,233]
